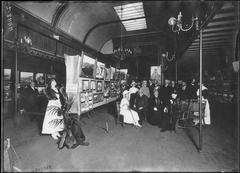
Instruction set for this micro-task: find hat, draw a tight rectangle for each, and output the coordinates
[131,81,136,86]
[142,80,147,84]
[122,90,129,96]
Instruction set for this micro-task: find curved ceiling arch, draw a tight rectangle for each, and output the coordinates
[14,1,61,24]
[56,2,121,51]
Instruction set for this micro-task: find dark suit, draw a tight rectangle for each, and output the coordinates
[136,94,149,124]
[148,95,163,127]
[23,86,39,113]
[187,83,198,99]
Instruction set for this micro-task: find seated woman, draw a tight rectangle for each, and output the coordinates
[120,90,142,127]
[148,89,163,127]
[42,79,65,140]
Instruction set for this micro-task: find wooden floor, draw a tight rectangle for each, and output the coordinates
[3,100,239,172]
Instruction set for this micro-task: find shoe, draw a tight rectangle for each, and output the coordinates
[79,141,89,146]
[51,134,59,140]
[136,124,142,128]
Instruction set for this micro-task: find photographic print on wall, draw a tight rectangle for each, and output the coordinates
[4,69,11,83]
[90,80,96,90]
[20,72,34,84]
[82,80,89,91]
[35,73,45,85]
[97,81,103,92]
[96,61,105,79]
[81,54,95,78]
[150,66,161,83]
[105,68,111,81]
[110,67,115,80]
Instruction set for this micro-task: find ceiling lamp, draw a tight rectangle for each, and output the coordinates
[113,5,132,61]
[168,12,198,33]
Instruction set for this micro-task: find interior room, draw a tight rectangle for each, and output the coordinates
[2,1,239,172]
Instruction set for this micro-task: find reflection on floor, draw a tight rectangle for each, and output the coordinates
[3,100,238,172]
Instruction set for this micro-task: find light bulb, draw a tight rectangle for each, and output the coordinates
[168,17,177,26]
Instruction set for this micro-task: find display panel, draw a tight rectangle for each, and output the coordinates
[150,66,161,82]
[35,73,45,85]
[82,80,89,91]
[81,54,95,78]
[80,92,86,103]
[96,61,105,79]
[104,68,111,81]
[97,81,103,92]
[20,72,34,84]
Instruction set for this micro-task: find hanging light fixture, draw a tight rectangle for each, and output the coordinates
[168,11,198,33]
[113,5,132,61]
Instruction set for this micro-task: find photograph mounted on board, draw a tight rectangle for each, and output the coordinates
[97,81,103,92]
[96,61,105,79]
[150,66,161,82]
[105,68,111,81]
[81,54,95,78]
[20,72,34,84]
[35,73,45,85]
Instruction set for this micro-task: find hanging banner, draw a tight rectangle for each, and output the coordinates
[64,54,82,115]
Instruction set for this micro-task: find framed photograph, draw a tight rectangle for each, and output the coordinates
[97,81,103,92]
[4,69,11,83]
[104,68,111,81]
[20,71,34,84]
[35,73,45,85]
[80,92,86,103]
[150,66,161,82]
[90,80,96,90]
[96,61,105,79]
[82,80,89,91]
[110,67,115,80]
[81,54,95,78]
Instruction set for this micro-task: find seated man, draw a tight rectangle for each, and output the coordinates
[136,88,149,125]
[120,90,142,127]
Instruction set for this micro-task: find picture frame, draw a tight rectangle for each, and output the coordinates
[81,54,95,78]
[90,80,96,90]
[97,81,103,92]
[35,73,45,85]
[82,80,89,91]
[20,71,34,84]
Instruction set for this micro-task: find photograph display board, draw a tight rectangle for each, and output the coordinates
[96,61,105,79]
[81,54,95,78]
[97,80,103,92]
[4,69,11,83]
[150,66,161,82]
[90,80,96,90]
[82,80,89,91]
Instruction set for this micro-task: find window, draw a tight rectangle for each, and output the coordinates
[114,2,147,31]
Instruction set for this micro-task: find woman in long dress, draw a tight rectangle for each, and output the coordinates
[120,90,142,127]
[42,79,65,140]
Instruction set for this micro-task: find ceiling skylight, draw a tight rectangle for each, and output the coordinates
[114,2,147,31]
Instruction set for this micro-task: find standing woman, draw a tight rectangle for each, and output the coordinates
[42,79,65,140]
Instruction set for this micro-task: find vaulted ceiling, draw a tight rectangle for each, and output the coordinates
[12,1,239,80]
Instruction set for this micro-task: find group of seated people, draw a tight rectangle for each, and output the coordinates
[118,78,211,132]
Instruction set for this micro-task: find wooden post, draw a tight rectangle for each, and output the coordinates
[199,29,203,151]
[14,24,18,118]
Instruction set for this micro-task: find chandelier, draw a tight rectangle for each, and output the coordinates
[16,34,32,53]
[113,5,132,61]
[168,12,198,33]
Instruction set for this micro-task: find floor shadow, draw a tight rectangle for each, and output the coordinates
[184,127,199,151]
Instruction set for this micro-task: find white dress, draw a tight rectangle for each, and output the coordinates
[120,98,140,125]
[197,88,211,125]
[42,92,64,134]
